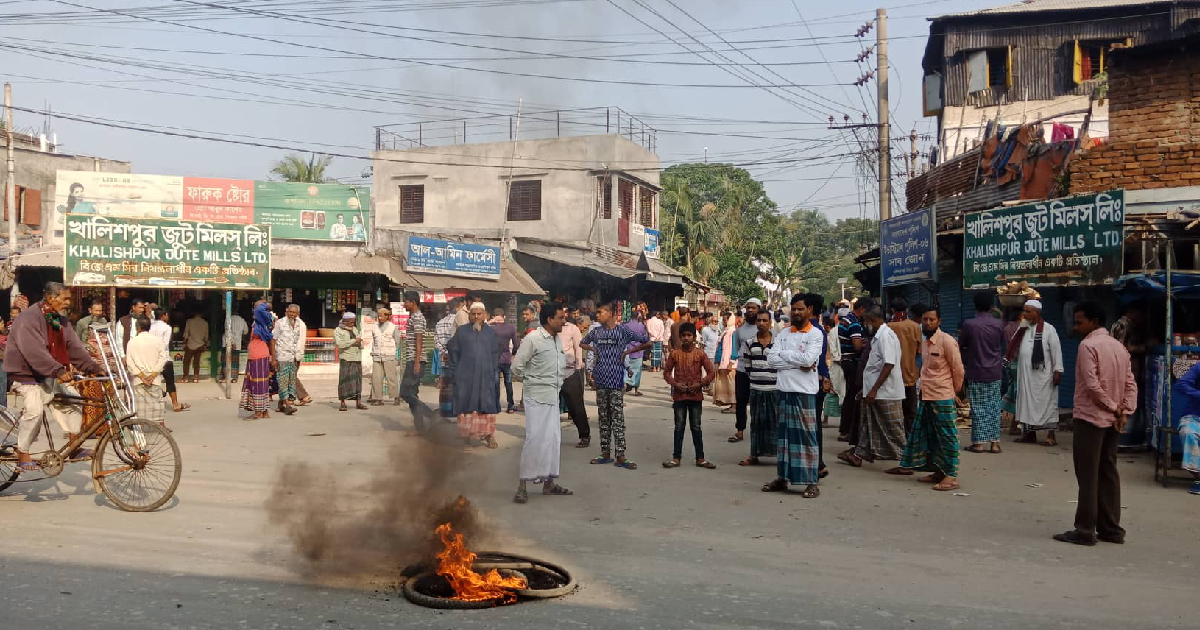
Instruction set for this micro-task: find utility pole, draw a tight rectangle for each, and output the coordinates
[876,8,890,221]
[5,83,15,256]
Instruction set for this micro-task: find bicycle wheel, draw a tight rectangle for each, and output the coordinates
[0,408,18,492]
[92,419,181,512]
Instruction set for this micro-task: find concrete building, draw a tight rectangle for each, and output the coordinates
[0,132,129,252]
[371,126,685,309]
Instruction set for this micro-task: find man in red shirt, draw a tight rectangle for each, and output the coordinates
[1054,302,1137,546]
[662,322,717,469]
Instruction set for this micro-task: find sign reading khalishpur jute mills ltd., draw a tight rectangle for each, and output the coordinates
[64,214,271,289]
[963,190,1125,289]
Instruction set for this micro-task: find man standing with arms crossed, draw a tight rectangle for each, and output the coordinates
[1054,302,1137,546]
[366,304,402,406]
[729,298,762,444]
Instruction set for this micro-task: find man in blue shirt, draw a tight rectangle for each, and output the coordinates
[838,299,867,442]
[582,303,651,470]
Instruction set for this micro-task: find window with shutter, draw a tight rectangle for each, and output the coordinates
[639,187,655,228]
[507,180,541,221]
[399,185,424,224]
[597,175,612,219]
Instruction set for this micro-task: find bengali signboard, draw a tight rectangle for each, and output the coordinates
[405,236,501,280]
[880,207,935,286]
[253,181,369,241]
[63,214,271,289]
[54,171,369,242]
[963,190,1125,289]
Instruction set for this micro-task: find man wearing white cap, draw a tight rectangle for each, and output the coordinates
[334,311,367,412]
[1010,299,1064,446]
[446,301,502,448]
[728,298,762,443]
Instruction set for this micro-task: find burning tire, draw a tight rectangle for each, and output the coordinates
[402,552,576,609]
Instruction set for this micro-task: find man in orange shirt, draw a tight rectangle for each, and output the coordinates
[896,306,965,492]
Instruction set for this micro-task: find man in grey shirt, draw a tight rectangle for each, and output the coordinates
[729,298,762,443]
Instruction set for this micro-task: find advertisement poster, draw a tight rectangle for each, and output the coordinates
[880,207,935,286]
[253,181,370,241]
[406,236,502,280]
[644,228,660,258]
[963,190,1125,289]
[55,171,370,242]
[63,214,271,289]
[54,171,184,230]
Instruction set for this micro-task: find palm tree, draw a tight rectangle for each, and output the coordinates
[270,153,333,183]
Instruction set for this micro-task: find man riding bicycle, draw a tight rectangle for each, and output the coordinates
[4,281,103,473]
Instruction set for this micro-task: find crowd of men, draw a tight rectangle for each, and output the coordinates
[5,279,1198,544]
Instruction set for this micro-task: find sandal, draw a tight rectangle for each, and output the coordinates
[614,460,638,470]
[933,479,961,491]
[990,443,1003,454]
[1014,433,1038,444]
[727,434,744,443]
[296,397,312,406]
[964,445,987,453]
[485,436,499,449]
[738,457,761,466]
[662,460,681,468]
[837,451,863,467]
[590,456,614,465]
[801,485,820,499]
[1040,439,1058,447]
[575,438,590,449]
[67,447,94,462]
[761,478,787,492]
[16,460,38,473]
[513,490,528,504]
[695,460,716,469]
[884,467,913,476]
[355,402,369,410]
[173,403,191,412]
[918,474,944,484]
[542,485,573,496]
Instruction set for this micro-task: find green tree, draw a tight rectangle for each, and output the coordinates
[270,153,334,183]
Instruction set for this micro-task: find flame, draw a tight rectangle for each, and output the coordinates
[435,522,527,603]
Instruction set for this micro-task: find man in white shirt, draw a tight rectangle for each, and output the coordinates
[763,293,825,499]
[272,304,307,415]
[151,308,189,413]
[366,304,402,406]
[220,310,248,383]
[126,316,168,427]
[839,305,907,469]
[558,313,589,448]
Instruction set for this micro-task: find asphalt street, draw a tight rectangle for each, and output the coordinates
[2,374,1197,630]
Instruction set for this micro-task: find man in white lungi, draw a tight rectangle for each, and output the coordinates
[1012,299,1065,446]
[511,302,573,504]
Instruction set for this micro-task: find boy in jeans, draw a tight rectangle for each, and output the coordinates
[662,322,717,469]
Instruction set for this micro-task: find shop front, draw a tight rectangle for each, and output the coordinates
[512,238,686,312]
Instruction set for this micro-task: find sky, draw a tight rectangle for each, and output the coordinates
[0,0,1002,222]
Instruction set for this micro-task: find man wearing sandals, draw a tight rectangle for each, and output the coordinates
[763,294,826,498]
[662,322,717,470]
[512,302,572,503]
[896,307,966,492]
[6,282,103,473]
[581,302,651,470]
[839,305,907,470]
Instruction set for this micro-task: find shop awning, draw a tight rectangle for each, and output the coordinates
[515,242,689,286]
[8,247,64,269]
[403,264,544,295]
[514,248,640,281]
[271,245,402,280]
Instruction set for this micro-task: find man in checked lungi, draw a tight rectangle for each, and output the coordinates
[959,292,1007,454]
[126,315,168,427]
[897,306,966,492]
[838,304,907,470]
[762,293,825,499]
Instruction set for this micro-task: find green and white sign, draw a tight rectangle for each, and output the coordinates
[963,190,1124,289]
[253,182,369,241]
[64,214,271,289]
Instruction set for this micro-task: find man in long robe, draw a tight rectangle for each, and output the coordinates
[1012,299,1064,446]
[446,302,501,449]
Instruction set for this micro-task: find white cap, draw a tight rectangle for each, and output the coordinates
[746,298,763,307]
[1025,299,1043,310]
[469,301,486,311]
[342,312,357,320]
[837,307,851,317]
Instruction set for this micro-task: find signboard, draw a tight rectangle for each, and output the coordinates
[54,171,370,242]
[253,181,369,241]
[63,214,271,289]
[644,228,661,258]
[53,172,183,230]
[405,235,502,280]
[963,190,1125,289]
[880,207,935,286]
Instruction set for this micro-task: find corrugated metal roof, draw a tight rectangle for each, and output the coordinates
[405,264,544,295]
[515,248,639,280]
[937,0,1174,18]
[9,248,63,268]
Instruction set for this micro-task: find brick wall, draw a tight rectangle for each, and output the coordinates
[1070,48,1200,193]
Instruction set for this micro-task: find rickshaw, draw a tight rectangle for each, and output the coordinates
[0,323,181,511]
